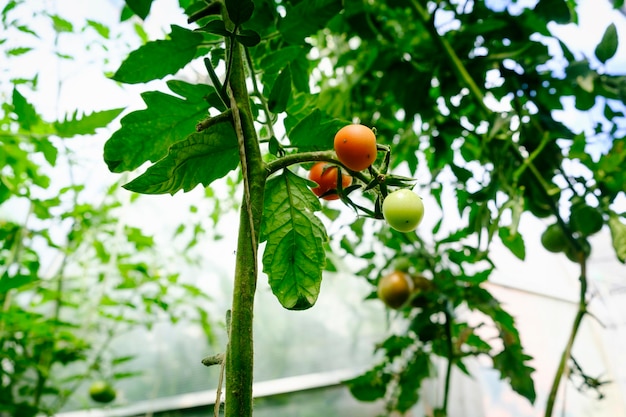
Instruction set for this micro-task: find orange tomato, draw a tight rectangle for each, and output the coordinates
[308,162,352,200]
[333,124,377,171]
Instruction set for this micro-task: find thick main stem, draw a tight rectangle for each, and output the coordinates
[224,37,266,417]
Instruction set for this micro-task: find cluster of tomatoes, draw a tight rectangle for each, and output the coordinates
[306,124,429,310]
[307,123,425,233]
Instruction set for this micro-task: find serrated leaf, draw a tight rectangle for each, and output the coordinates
[12,87,41,130]
[493,343,536,404]
[498,227,526,260]
[236,29,261,47]
[226,0,254,25]
[278,0,342,44]
[104,81,214,172]
[54,108,124,138]
[595,23,618,64]
[288,109,347,150]
[111,25,203,84]
[268,66,291,113]
[123,118,239,195]
[609,214,626,263]
[125,0,153,19]
[260,169,328,310]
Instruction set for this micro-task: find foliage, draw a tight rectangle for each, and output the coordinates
[101,0,626,416]
[0,3,216,416]
[3,0,626,416]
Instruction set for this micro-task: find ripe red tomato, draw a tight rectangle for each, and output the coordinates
[333,124,377,171]
[377,270,414,309]
[308,162,352,200]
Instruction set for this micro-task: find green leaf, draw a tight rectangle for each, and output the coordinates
[49,14,73,32]
[104,81,214,172]
[54,108,124,138]
[86,19,110,39]
[111,25,203,84]
[0,274,38,293]
[595,23,618,64]
[197,19,231,37]
[609,214,626,263]
[278,0,343,44]
[260,169,328,310]
[533,0,571,24]
[397,350,431,412]
[344,365,390,402]
[123,117,239,195]
[12,87,40,130]
[268,66,292,114]
[125,0,153,19]
[225,0,254,25]
[236,29,261,47]
[498,227,526,260]
[288,109,347,150]
[7,47,32,56]
[493,342,537,404]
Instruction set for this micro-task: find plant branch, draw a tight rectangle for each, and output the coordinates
[544,260,588,417]
[245,47,275,139]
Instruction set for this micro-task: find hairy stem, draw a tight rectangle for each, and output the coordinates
[223,27,266,417]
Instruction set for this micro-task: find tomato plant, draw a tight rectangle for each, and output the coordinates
[333,124,378,171]
[382,189,425,232]
[308,162,352,200]
[377,270,414,309]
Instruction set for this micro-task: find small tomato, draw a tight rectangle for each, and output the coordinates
[333,124,378,171]
[308,162,352,200]
[382,189,424,232]
[377,270,414,309]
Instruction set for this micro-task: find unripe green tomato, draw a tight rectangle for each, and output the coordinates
[382,189,424,232]
[89,380,116,404]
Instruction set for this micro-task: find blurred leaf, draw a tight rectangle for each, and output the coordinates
[268,66,291,113]
[111,25,203,84]
[344,364,390,402]
[236,29,261,47]
[498,227,526,260]
[104,81,214,172]
[12,87,41,130]
[609,215,626,263]
[125,0,153,19]
[397,350,431,412]
[225,0,254,25]
[123,116,239,195]
[493,342,537,404]
[278,0,342,44]
[288,109,347,150]
[595,23,618,64]
[260,169,327,310]
[85,19,110,39]
[0,274,38,293]
[49,14,73,32]
[54,108,124,138]
[197,19,231,37]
